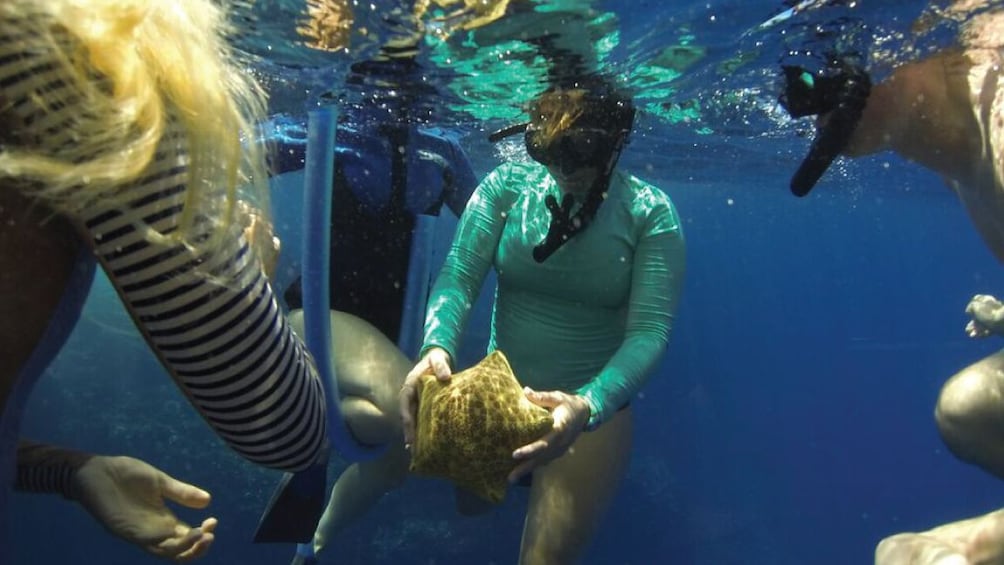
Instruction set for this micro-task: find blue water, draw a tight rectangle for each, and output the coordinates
[11,1,1004,564]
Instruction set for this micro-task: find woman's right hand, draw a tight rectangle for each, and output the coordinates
[966,294,1004,338]
[399,347,453,449]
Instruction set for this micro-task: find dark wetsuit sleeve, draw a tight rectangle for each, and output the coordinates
[442,138,479,215]
[421,165,510,362]
[575,206,686,428]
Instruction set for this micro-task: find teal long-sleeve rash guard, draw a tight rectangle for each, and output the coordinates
[422,161,686,429]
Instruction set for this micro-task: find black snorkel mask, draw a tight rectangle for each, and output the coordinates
[779,55,871,196]
[488,96,634,263]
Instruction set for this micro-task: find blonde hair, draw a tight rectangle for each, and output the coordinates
[0,0,270,260]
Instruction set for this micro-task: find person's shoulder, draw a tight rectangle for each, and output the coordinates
[618,171,682,236]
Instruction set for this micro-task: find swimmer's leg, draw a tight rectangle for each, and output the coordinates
[518,407,633,565]
[288,309,409,445]
[286,309,412,558]
[310,443,410,557]
[935,350,1004,479]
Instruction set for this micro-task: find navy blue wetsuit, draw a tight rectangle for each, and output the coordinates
[277,120,478,343]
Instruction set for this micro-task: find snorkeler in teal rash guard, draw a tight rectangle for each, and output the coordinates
[400,79,686,564]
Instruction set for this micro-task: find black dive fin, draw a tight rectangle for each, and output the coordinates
[252,461,327,543]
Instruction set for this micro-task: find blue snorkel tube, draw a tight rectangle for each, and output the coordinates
[254,107,383,547]
[302,107,384,460]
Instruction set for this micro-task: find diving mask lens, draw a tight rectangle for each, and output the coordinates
[525,126,612,170]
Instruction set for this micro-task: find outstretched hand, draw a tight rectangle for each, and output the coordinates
[399,347,453,449]
[72,455,217,562]
[965,294,1004,338]
[508,389,591,484]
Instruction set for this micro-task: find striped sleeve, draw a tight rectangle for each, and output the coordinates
[82,155,327,471]
[0,11,327,472]
[14,441,90,499]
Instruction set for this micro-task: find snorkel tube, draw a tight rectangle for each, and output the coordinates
[256,107,386,546]
[779,56,871,196]
[302,106,385,460]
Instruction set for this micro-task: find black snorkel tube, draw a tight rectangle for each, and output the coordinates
[529,129,626,263]
[488,83,634,263]
[779,56,871,196]
[488,121,529,143]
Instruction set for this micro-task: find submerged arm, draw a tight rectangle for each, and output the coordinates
[422,165,513,361]
[575,208,686,428]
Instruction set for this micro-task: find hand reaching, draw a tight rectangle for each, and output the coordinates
[399,347,453,449]
[72,455,217,562]
[965,294,1004,338]
[508,389,591,484]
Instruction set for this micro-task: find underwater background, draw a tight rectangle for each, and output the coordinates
[10,0,1004,563]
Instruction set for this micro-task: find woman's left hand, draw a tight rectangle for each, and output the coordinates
[508,389,591,483]
[72,455,217,562]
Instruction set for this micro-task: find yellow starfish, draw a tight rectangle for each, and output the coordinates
[410,350,552,503]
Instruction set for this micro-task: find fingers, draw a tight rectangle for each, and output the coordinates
[151,522,212,562]
[399,362,426,447]
[967,320,991,338]
[967,294,1003,318]
[507,459,536,484]
[399,380,418,447]
[523,388,565,409]
[430,352,452,381]
[159,474,211,509]
[400,349,453,448]
[508,432,557,482]
[199,517,218,535]
[173,520,216,563]
[175,533,214,563]
[966,294,1004,337]
[513,437,550,460]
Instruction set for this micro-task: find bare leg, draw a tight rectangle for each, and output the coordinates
[311,443,410,555]
[286,310,412,558]
[518,407,633,565]
[936,350,1004,479]
[876,508,1004,565]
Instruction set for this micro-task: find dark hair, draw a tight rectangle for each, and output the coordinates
[527,78,636,263]
[526,79,635,152]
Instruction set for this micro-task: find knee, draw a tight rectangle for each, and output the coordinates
[342,396,397,446]
[935,367,997,458]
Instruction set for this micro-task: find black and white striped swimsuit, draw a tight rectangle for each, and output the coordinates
[0,10,327,473]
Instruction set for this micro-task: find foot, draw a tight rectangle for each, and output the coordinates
[876,509,1004,565]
